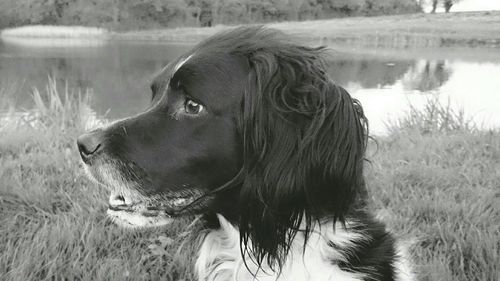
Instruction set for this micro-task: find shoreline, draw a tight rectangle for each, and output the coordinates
[1,11,500,48]
[112,11,500,48]
[0,25,109,38]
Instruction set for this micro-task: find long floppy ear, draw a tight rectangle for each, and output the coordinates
[238,44,368,270]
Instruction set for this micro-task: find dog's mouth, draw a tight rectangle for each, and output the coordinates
[107,192,198,215]
[106,191,201,228]
[82,159,206,228]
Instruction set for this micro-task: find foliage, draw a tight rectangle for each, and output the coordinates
[0,0,422,29]
[386,96,475,136]
[427,0,462,13]
[443,0,461,13]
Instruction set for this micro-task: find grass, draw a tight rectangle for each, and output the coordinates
[385,97,476,135]
[0,80,200,281]
[112,11,500,48]
[367,103,499,280]
[2,12,500,48]
[0,81,498,280]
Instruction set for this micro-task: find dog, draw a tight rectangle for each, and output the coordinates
[77,26,414,281]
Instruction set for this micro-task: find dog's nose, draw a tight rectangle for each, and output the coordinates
[77,129,104,162]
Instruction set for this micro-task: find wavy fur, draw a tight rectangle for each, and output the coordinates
[203,27,369,270]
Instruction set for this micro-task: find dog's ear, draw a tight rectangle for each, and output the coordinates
[238,46,368,270]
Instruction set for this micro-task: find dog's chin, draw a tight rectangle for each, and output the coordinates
[82,160,206,228]
[105,192,197,229]
[107,208,174,228]
[106,193,173,228]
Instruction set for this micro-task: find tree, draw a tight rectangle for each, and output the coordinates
[430,0,438,13]
[364,0,421,16]
[443,0,460,13]
[0,0,427,29]
[328,0,364,16]
[426,0,461,13]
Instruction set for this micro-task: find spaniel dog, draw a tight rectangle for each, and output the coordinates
[77,26,414,281]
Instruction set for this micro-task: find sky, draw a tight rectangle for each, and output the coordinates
[454,0,500,11]
[424,0,500,13]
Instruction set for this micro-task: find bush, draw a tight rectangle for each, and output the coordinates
[0,0,423,30]
[386,97,476,136]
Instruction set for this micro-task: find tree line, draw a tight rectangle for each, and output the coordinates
[428,0,461,13]
[0,0,423,30]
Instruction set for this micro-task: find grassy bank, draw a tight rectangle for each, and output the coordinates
[0,25,109,38]
[2,11,500,48]
[112,11,500,48]
[0,83,498,281]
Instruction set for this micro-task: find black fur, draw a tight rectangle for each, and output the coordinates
[78,26,403,280]
[334,211,398,281]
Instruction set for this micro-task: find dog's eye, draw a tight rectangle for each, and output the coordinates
[184,99,203,115]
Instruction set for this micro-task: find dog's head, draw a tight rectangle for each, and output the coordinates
[78,26,368,267]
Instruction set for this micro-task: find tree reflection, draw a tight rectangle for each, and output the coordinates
[326,58,451,93]
[327,59,414,89]
[402,60,451,92]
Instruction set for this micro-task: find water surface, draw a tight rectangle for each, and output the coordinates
[1,37,499,135]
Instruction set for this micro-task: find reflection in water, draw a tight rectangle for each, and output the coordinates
[349,60,500,134]
[0,40,186,118]
[1,39,499,135]
[439,62,500,127]
[328,59,414,89]
[402,60,451,92]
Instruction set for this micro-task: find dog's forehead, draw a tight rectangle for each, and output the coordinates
[151,53,194,86]
[173,54,193,73]
[152,51,249,108]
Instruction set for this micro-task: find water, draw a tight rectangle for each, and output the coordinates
[1,37,499,135]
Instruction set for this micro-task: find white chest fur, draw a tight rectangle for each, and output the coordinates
[196,215,372,281]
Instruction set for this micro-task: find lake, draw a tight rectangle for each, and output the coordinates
[1,37,499,135]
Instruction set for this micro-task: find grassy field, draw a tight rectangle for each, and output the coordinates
[0,83,498,281]
[112,11,500,48]
[2,11,500,48]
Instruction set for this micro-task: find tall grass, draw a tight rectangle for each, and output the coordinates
[30,77,98,130]
[0,80,200,281]
[0,82,498,280]
[0,77,99,149]
[385,97,476,135]
[370,98,499,281]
